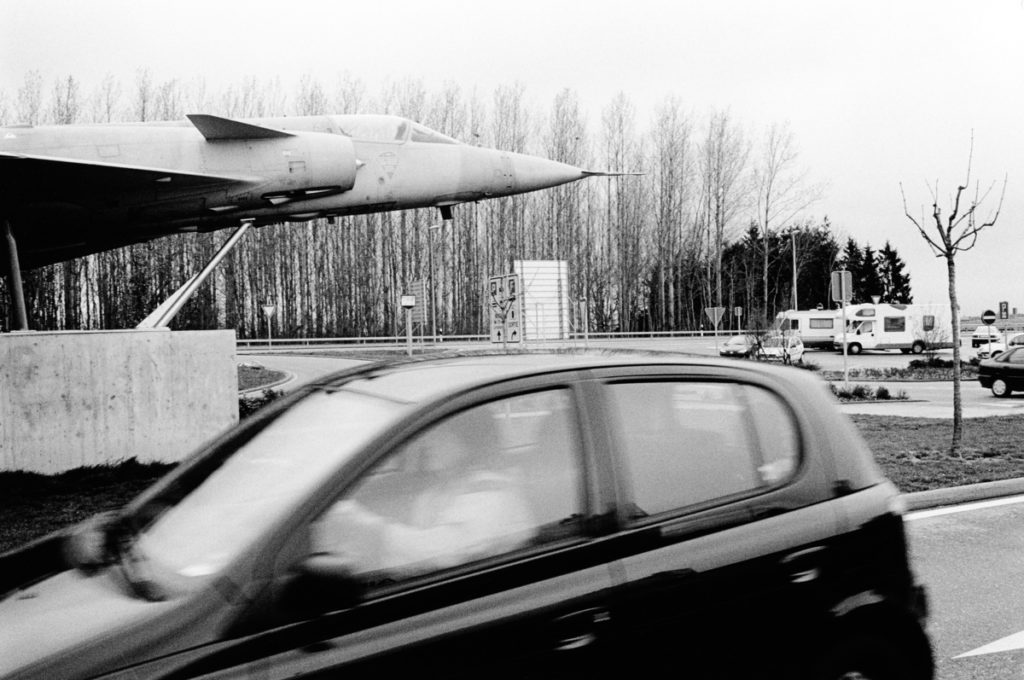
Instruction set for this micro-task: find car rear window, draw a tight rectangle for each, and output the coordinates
[606,380,800,518]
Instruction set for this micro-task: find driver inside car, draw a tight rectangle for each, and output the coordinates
[312,412,535,578]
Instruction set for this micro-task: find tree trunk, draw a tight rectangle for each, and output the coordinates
[947,253,963,458]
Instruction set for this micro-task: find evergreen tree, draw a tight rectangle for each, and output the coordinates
[877,241,912,303]
[858,244,883,303]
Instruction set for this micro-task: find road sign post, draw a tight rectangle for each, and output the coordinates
[261,304,276,349]
[704,306,726,353]
[982,309,997,348]
[831,270,853,390]
[401,295,416,356]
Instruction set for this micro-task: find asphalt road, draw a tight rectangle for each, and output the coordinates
[240,338,1024,418]
[907,496,1024,679]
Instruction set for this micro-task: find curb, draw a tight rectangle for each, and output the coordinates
[903,476,1024,511]
[238,372,295,397]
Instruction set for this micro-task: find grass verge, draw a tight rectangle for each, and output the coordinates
[851,414,1024,493]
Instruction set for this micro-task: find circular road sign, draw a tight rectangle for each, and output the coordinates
[982,309,997,325]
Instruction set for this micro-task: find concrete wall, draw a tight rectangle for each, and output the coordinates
[0,329,238,474]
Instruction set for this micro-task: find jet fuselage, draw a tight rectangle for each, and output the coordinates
[0,114,590,267]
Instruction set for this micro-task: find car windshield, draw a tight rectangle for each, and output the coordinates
[133,390,406,583]
[725,336,749,347]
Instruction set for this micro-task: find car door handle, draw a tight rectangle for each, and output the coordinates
[781,545,826,584]
[552,607,609,652]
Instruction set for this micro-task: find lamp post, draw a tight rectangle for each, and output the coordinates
[261,304,276,348]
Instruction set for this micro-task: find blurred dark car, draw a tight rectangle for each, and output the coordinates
[718,333,760,358]
[0,353,933,680]
[978,345,1024,397]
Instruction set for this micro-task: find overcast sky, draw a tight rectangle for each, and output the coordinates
[3,0,1023,316]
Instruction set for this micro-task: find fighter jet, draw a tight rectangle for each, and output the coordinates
[1,114,623,328]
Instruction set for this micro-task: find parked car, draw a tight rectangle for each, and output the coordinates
[0,353,934,680]
[759,334,805,364]
[718,333,760,358]
[978,345,1024,397]
[972,324,1002,348]
[975,332,1024,360]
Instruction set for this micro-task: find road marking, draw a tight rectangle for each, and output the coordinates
[905,494,1024,521]
[956,630,1024,658]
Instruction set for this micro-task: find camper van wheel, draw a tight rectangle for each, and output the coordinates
[848,343,862,355]
[910,342,925,355]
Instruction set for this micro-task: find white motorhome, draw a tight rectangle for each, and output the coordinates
[832,303,953,354]
[775,309,839,349]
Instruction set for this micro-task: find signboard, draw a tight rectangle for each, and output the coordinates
[734,306,742,318]
[831,270,853,303]
[400,295,416,309]
[1000,301,1009,320]
[982,309,997,325]
[409,280,427,324]
[704,306,726,328]
[514,260,570,340]
[489,274,522,344]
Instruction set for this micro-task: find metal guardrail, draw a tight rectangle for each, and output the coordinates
[236,329,754,350]
[235,324,1021,351]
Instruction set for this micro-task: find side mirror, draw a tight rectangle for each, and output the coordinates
[290,553,366,613]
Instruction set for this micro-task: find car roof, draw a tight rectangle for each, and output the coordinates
[309,350,797,405]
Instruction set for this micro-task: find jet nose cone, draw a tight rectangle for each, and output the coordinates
[508,152,586,193]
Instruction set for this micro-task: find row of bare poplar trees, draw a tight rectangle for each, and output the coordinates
[1,71,833,338]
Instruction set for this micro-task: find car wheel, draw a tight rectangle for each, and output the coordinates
[848,343,862,355]
[992,379,1012,398]
[910,341,925,354]
[812,635,920,680]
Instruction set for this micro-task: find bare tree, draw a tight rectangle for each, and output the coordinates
[16,70,44,124]
[90,74,122,123]
[50,75,81,124]
[753,122,821,315]
[699,110,749,309]
[900,134,1007,457]
[133,69,154,122]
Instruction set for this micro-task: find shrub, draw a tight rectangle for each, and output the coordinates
[850,384,871,400]
[239,389,284,419]
[875,386,891,400]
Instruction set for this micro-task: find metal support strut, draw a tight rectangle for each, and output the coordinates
[2,218,29,331]
[136,221,253,329]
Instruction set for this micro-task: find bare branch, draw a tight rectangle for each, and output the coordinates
[900,182,945,255]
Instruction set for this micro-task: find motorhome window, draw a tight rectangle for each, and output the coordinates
[809,318,833,329]
[859,321,873,333]
[923,315,935,331]
[409,124,458,144]
[884,317,906,332]
[788,319,799,331]
[855,309,876,317]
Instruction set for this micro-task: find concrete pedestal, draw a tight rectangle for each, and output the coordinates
[0,329,238,474]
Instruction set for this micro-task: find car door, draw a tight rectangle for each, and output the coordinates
[165,384,617,680]
[591,370,838,678]
[1004,347,1024,390]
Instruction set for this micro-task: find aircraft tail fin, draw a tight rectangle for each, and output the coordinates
[187,114,295,141]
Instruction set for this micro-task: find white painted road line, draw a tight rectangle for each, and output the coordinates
[955,630,1024,659]
[905,494,1024,521]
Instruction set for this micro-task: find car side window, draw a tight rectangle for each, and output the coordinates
[310,388,584,583]
[607,381,800,518]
